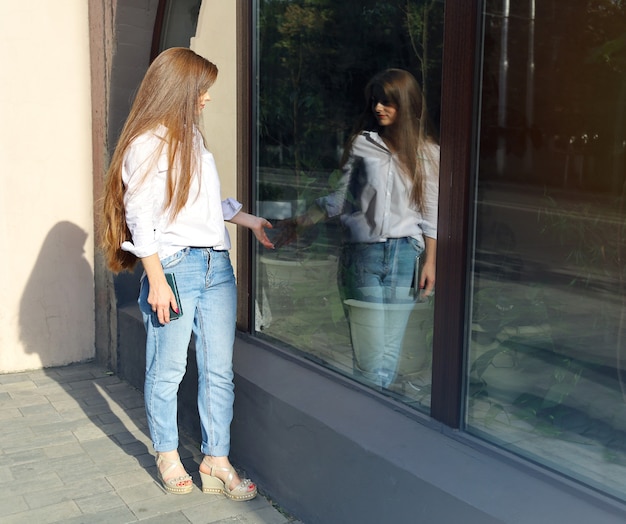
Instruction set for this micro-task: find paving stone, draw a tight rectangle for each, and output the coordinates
[109,428,151,446]
[58,408,94,422]
[23,477,113,510]
[0,494,28,518]
[67,378,107,392]
[0,363,294,524]
[28,374,62,387]
[61,505,138,523]
[11,453,94,481]
[0,431,33,451]
[0,500,81,524]
[0,472,65,498]
[181,493,273,523]
[115,440,151,458]
[26,418,83,435]
[43,441,85,459]
[117,394,147,410]
[19,402,60,417]
[73,423,108,442]
[96,420,132,438]
[116,480,169,504]
[0,447,47,468]
[104,381,139,395]
[5,391,52,408]
[0,391,13,404]
[0,374,33,386]
[57,462,106,484]
[77,401,117,417]
[127,488,212,520]
[132,510,193,523]
[0,465,13,482]
[4,431,78,454]
[46,395,82,408]
[1,380,37,392]
[81,437,150,468]
[96,411,126,425]
[0,407,24,420]
[33,382,72,396]
[136,451,158,468]
[74,490,127,514]
[106,468,154,490]
[237,505,292,524]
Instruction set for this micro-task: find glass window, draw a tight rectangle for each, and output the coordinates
[467,0,626,500]
[253,0,444,411]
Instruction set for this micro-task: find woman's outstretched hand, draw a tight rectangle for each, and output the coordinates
[229,211,275,249]
[251,216,275,249]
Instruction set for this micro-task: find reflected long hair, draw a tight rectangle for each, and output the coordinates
[101,47,218,273]
[341,68,437,212]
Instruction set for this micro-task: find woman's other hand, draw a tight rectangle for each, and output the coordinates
[141,254,178,324]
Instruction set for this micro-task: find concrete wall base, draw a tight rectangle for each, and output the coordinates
[117,305,626,524]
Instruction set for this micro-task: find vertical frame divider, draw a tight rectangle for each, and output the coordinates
[430,0,482,427]
[236,0,253,331]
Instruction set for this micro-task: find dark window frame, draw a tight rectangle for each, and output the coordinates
[236,0,253,332]
[237,0,483,429]
[430,0,482,427]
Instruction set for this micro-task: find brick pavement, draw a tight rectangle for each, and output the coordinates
[0,362,301,524]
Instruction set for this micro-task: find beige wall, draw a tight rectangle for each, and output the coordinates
[192,1,240,269]
[0,1,95,372]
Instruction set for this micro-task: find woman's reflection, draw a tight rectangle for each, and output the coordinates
[277,69,439,388]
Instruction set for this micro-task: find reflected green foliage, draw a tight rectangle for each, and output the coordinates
[258,0,443,173]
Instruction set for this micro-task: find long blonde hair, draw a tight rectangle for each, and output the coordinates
[342,68,437,212]
[101,48,218,273]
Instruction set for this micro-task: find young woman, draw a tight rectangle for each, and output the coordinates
[280,68,439,388]
[102,47,273,499]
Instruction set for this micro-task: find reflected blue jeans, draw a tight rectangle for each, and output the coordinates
[339,237,424,387]
[139,247,236,456]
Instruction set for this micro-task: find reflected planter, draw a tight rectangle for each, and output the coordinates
[344,288,433,379]
[260,254,338,288]
[259,254,338,313]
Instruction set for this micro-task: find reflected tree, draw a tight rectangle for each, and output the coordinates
[258,0,444,175]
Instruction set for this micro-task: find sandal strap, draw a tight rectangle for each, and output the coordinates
[202,459,251,492]
[157,454,192,484]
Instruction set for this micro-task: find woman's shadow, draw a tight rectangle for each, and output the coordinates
[17,221,160,483]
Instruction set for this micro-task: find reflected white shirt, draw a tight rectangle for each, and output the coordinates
[121,125,241,260]
[318,131,439,247]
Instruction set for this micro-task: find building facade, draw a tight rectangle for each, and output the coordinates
[3,1,626,522]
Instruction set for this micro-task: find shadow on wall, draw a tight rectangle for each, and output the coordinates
[17,223,166,484]
[19,221,95,367]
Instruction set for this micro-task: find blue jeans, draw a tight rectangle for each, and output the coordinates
[138,247,237,456]
[339,238,424,387]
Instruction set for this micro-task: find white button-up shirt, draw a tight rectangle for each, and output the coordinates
[318,131,439,248]
[121,125,241,260]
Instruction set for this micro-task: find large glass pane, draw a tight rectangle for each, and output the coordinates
[254,0,444,411]
[467,0,626,499]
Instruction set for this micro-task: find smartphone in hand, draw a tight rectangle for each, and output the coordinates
[165,273,183,320]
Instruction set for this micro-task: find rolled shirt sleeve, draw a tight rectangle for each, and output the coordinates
[222,197,243,221]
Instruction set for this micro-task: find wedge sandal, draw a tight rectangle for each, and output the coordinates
[199,457,257,501]
[156,453,193,495]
